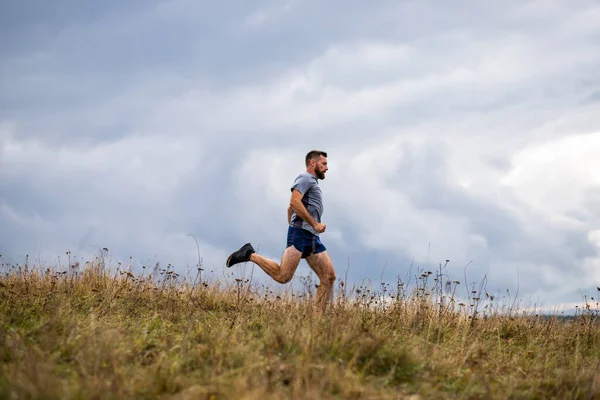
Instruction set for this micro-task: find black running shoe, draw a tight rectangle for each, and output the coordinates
[226,243,255,267]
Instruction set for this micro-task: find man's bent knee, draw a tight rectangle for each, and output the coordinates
[320,272,336,286]
[277,273,294,284]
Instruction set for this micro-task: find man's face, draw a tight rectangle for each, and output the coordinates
[314,155,328,180]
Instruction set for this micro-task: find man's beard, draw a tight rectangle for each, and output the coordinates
[316,168,326,180]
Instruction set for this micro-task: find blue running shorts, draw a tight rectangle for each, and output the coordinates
[287,226,326,258]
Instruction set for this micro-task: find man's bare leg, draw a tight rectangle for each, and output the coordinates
[250,246,303,284]
[305,251,336,309]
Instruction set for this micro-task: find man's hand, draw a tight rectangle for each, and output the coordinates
[313,222,326,233]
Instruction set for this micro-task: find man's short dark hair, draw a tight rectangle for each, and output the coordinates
[305,150,327,166]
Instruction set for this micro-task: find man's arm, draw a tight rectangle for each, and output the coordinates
[289,189,325,232]
[287,205,293,224]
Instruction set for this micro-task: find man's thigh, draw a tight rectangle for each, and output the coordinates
[279,245,303,280]
[305,251,335,278]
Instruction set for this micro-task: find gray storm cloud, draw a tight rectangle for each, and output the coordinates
[1,0,600,310]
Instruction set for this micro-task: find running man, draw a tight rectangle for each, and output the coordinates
[226,150,336,309]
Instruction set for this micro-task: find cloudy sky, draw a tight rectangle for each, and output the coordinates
[1,0,600,309]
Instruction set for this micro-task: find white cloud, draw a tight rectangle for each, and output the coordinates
[501,132,600,224]
[162,20,600,138]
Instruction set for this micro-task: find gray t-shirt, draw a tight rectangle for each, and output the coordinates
[289,172,323,236]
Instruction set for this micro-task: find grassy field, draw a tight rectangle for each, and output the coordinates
[1,257,599,399]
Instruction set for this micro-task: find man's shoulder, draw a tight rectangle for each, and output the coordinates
[294,172,317,182]
[291,172,318,193]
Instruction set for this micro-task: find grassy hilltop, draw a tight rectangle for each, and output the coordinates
[0,258,599,399]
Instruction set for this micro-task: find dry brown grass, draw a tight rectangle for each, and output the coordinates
[1,257,599,399]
